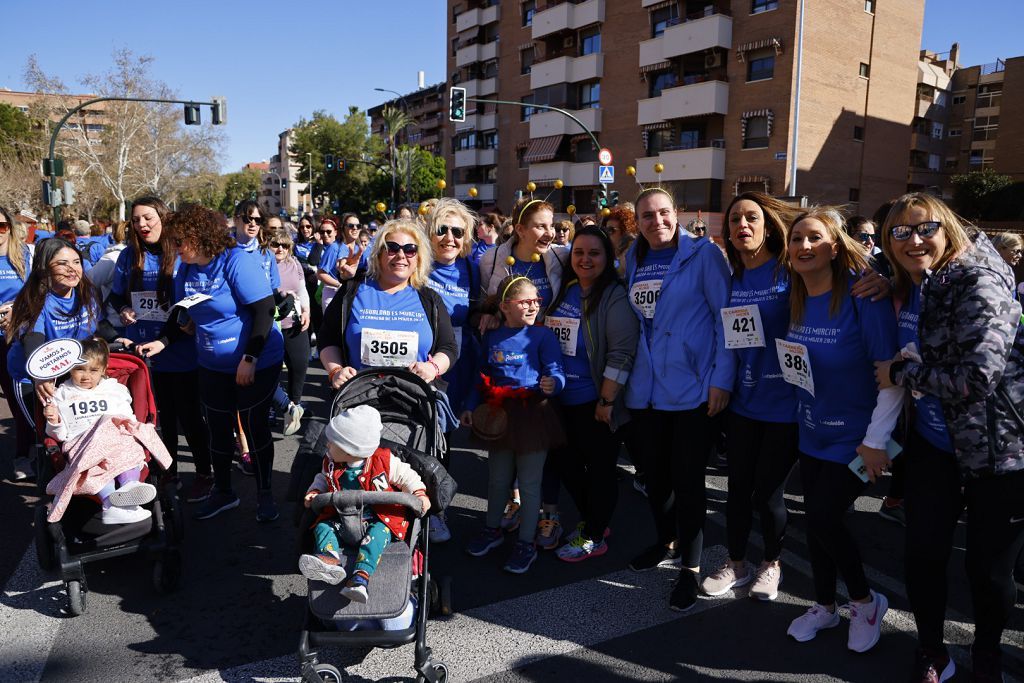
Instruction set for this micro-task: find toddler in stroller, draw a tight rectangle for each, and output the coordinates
[299,405,430,602]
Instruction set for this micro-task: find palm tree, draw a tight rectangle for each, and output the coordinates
[380,105,417,206]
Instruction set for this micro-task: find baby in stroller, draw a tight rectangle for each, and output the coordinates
[42,337,171,525]
[300,405,431,602]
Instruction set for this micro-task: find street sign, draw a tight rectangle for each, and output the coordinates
[598,165,615,184]
[774,152,787,161]
[598,148,613,165]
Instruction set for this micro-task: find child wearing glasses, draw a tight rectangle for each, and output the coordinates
[460,274,565,574]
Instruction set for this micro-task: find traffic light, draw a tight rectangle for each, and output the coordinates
[325,154,335,171]
[610,190,620,207]
[338,159,347,172]
[211,97,227,125]
[449,86,466,122]
[597,188,608,208]
[184,103,201,125]
[280,178,287,188]
[64,181,76,206]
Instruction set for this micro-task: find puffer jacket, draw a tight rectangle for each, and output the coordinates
[894,230,1024,477]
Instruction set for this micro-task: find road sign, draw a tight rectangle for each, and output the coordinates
[774,151,787,161]
[598,165,615,184]
[598,148,613,165]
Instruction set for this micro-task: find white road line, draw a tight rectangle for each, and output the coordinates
[0,547,65,682]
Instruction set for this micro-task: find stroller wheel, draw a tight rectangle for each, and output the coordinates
[310,663,343,683]
[416,662,449,683]
[66,580,86,616]
[152,550,183,594]
[34,504,56,572]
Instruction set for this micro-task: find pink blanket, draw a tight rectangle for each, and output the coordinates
[45,416,172,522]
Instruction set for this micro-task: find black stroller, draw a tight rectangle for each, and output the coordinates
[295,368,456,683]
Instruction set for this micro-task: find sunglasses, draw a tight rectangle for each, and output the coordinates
[0,222,8,233]
[344,223,360,230]
[318,229,335,235]
[270,241,291,249]
[856,232,875,243]
[435,225,466,239]
[509,298,542,309]
[385,241,418,256]
[890,221,941,241]
[554,226,571,233]
[692,227,706,235]
[244,216,261,224]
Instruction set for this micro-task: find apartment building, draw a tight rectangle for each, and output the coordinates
[257,129,307,216]
[445,0,924,219]
[0,88,107,148]
[368,81,447,158]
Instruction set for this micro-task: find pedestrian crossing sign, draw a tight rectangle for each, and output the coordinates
[598,165,615,184]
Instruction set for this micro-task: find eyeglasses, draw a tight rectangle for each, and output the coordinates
[508,298,542,309]
[1009,249,1023,257]
[385,241,418,256]
[890,221,941,241]
[856,232,875,243]
[435,225,466,239]
[245,216,261,224]
[270,241,291,249]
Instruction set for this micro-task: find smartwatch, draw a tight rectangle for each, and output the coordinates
[598,397,614,407]
[242,354,257,364]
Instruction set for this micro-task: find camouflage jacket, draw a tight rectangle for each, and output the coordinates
[895,231,1024,477]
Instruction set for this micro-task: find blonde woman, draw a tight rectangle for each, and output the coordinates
[0,205,33,478]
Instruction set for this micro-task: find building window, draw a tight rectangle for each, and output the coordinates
[647,129,673,156]
[578,82,600,109]
[952,94,966,105]
[451,38,459,57]
[454,132,477,152]
[931,122,943,139]
[649,70,678,98]
[520,95,535,121]
[573,139,599,163]
[859,62,870,78]
[517,147,528,169]
[944,157,957,169]
[947,127,961,137]
[481,131,499,149]
[651,4,679,38]
[751,0,778,14]
[747,54,775,82]
[521,48,535,75]
[976,83,1003,109]
[522,0,535,27]
[972,116,999,141]
[935,90,948,107]
[853,125,864,141]
[482,59,498,79]
[864,0,875,13]
[742,116,769,149]
[849,188,860,202]
[580,27,601,56]
[679,127,703,150]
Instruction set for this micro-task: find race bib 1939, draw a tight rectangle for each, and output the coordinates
[775,339,815,397]
[131,291,169,323]
[721,304,765,349]
[545,316,580,357]
[630,280,662,319]
[360,328,418,368]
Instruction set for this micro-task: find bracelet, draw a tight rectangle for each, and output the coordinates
[426,359,441,380]
[328,366,344,380]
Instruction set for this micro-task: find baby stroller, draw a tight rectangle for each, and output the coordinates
[296,368,456,683]
[32,351,184,616]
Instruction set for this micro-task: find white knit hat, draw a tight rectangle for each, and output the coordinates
[325,405,383,459]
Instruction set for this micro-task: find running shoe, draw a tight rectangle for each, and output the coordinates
[749,563,782,601]
[466,526,504,557]
[256,490,279,523]
[194,489,240,520]
[701,562,752,597]
[101,505,151,525]
[670,570,699,612]
[787,604,841,642]
[629,543,681,572]
[503,540,538,574]
[283,402,305,437]
[878,498,906,527]
[11,456,34,481]
[429,513,452,543]
[185,473,215,503]
[556,534,608,563]
[341,571,370,603]
[106,481,158,508]
[910,648,955,683]
[237,452,255,476]
[535,514,562,550]
[500,499,521,532]
[564,522,611,545]
[846,590,888,653]
[298,553,347,585]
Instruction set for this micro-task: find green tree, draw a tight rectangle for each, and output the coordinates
[0,103,46,210]
[178,172,226,211]
[951,168,1013,220]
[219,169,261,215]
[289,108,379,214]
[405,147,447,202]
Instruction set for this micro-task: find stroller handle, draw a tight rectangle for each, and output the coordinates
[311,490,426,517]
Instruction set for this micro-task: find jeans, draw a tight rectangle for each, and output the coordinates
[487,448,546,544]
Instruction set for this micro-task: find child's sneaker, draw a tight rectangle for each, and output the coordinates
[429,513,452,543]
[236,452,255,476]
[466,526,504,557]
[298,553,347,585]
[563,521,611,545]
[107,481,158,508]
[556,534,608,563]
[101,504,151,525]
[12,456,34,480]
[500,499,521,531]
[341,571,370,603]
[535,513,562,550]
[503,540,538,574]
[787,603,841,642]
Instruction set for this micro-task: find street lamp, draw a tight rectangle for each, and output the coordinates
[306,152,313,215]
[375,87,413,205]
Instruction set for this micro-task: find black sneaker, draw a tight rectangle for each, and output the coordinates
[629,543,681,572]
[256,490,279,523]
[911,647,955,682]
[194,489,240,520]
[971,645,1003,683]
[669,570,699,613]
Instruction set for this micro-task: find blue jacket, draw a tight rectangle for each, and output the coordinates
[624,234,732,411]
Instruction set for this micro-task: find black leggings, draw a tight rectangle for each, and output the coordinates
[151,369,212,477]
[553,401,619,540]
[904,430,1024,654]
[199,365,280,493]
[0,336,33,461]
[281,325,310,404]
[725,412,798,563]
[633,406,713,568]
[799,454,870,605]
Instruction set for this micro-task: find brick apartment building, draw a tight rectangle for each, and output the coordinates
[368,81,448,159]
[443,0,924,221]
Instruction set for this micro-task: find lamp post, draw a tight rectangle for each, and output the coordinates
[375,87,413,205]
[306,152,313,215]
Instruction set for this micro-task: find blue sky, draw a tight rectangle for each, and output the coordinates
[0,0,1016,173]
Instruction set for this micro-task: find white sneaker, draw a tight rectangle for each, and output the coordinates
[846,590,888,653]
[283,402,305,436]
[12,456,34,480]
[787,604,841,642]
[701,562,752,596]
[107,481,157,508]
[429,513,452,543]
[749,563,782,601]
[101,505,152,525]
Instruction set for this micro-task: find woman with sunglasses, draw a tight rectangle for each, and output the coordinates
[107,197,212,501]
[0,206,34,478]
[233,201,281,292]
[874,193,1024,682]
[317,213,365,311]
[307,217,337,340]
[264,229,310,437]
[318,219,458,391]
[294,214,317,266]
[552,220,574,247]
[136,205,285,523]
[845,215,892,278]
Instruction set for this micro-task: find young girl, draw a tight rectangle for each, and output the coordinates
[43,338,164,525]
[299,406,430,602]
[461,275,565,574]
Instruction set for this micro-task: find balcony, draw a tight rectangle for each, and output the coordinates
[531,53,604,89]
[916,99,945,120]
[455,4,499,33]
[456,39,498,68]
[462,77,497,98]
[455,147,498,168]
[455,182,496,202]
[636,146,726,183]
[532,0,605,39]
[910,132,944,155]
[528,161,599,187]
[456,111,498,133]
[639,12,732,67]
[637,79,728,125]
[530,107,601,138]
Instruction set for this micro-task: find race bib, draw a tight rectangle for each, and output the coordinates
[176,292,213,309]
[360,328,418,368]
[721,305,765,349]
[775,339,815,397]
[630,280,663,319]
[545,316,580,357]
[131,291,169,323]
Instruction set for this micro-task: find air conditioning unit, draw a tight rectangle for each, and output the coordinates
[563,35,575,48]
[705,52,722,68]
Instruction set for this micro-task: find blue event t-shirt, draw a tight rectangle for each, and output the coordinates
[547,284,597,405]
[111,247,197,372]
[294,241,313,265]
[320,241,369,280]
[478,324,565,396]
[0,246,30,305]
[7,291,98,382]
[427,258,475,352]
[344,280,433,371]
[727,261,797,423]
[471,241,496,265]
[897,284,954,453]
[237,238,280,289]
[509,257,553,315]
[787,290,898,464]
[174,247,284,373]
[630,245,676,339]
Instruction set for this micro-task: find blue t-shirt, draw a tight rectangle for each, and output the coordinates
[631,245,676,339]
[476,325,565,401]
[174,247,284,373]
[471,241,496,265]
[0,246,30,304]
[344,280,433,371]
[294,241,313,265]
[728,261,797,423]
[897,284,954,453]
[237,238,281,289]
[111,247,197,372]
[787,290,898,464]
[548,284,597,405]
[76,238,105,267]
[428,258,477,412]
[320,241,369,280]
[509,258,553,315]
[7,291,99,382]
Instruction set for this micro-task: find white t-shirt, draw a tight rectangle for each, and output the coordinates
[45,377,134,442]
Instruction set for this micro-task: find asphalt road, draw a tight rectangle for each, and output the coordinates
[1,365,1022,682]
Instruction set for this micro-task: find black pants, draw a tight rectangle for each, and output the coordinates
[552,401,619,539]
[633,406,712,568]
[281,324,310,404]
[199,365,280,493]
[886,452,906,500]
[904,430,1024,654]
[799,454,870,605]
[0,336,33,461]
[725,412,798,562]
[151,369,212,477]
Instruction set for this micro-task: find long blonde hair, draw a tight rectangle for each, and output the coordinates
[0,206,27,281]
[367,219,433,289]
[788,206,869,325]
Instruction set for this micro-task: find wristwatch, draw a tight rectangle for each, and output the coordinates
[242,354,257,364]
[598,396,615,407]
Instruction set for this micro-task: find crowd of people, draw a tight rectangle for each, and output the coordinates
[0,187,1022,682]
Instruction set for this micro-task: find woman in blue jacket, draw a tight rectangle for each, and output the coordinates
[0,205,33,477]
[623,187,732,612]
